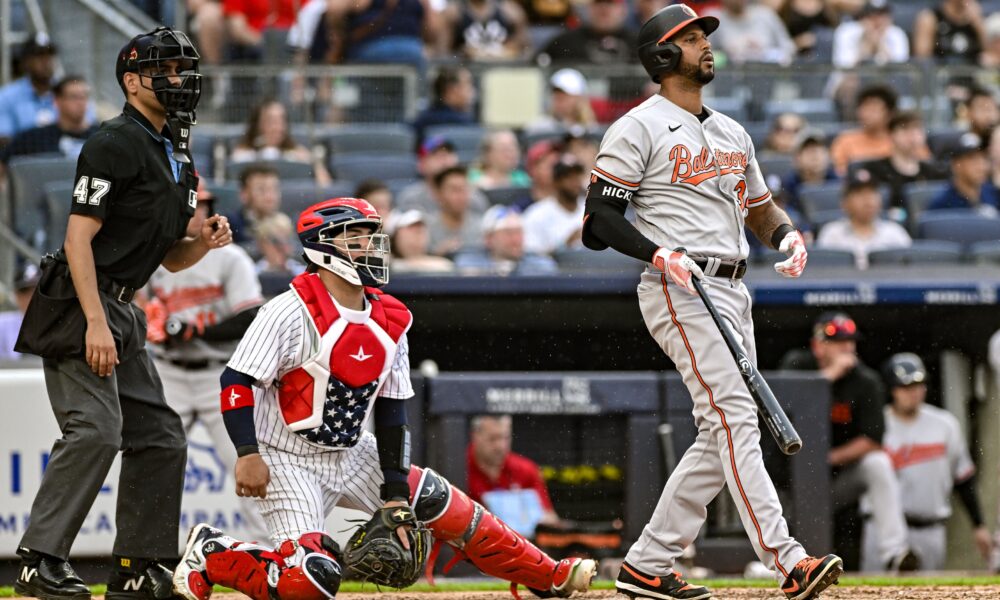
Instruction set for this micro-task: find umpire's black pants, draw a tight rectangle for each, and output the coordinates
[19,300,187,561]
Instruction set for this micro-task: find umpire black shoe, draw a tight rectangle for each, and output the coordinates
[14,547,91,600]
[886,549,920,573]
[106,558,182,600]
[616,561,712,600]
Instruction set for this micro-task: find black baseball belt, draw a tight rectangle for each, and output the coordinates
[96,276,137,303]
[692,257,747,280]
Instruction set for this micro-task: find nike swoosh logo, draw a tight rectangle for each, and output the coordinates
[669,124,682,132]
[783,580,801,594]
[622,564,660,587]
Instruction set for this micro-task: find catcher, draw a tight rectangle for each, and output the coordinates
[172,198,597,600]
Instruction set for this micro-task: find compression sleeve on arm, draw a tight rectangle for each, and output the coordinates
[374,396,411,501]
[955,475,984,527]
[220,367,259,456]
[582,181,659,262]
[200,306,260,342]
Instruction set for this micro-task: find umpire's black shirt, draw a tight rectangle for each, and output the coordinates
[70,103,197,288]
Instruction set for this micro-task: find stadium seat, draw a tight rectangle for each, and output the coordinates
[764,98,836,124]
[917,212,1000,244]
[326,124,416,155]
[521,128,567,151]
[227,158,315,181]
[281,180,356,218]
[207,182,242,217]
[797,182,843,217]
[867,241,964,266]
[43,181,75,252]
[706,97,747,122]
[811,209,845,231]
[259,270,294,297]
[424,124,487,163]
[968,240,1000,265]
[902,181,949,230]
[553,248,642,274]
[330,154,417,183]
[483,186,532,206]
[755,153,795,180]
[7,155,77,249]
[927,128,963,157]
[757,248,855,268]
[744,122,771,150]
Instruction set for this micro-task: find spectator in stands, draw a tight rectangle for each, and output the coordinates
[425,165,482,256]
[442,0,529,60]
[516,0,575,26]
[328,0,440,69]
[781,129,838,214]
[230,163,282,250]
[454,205,558,275]
[832,0,908,69]
[0,263,39,361]
[781,312,918,573]
[230,99,332,185]
[964,87,1000,142]
[386,209,455,273]
[990,126,1000,190]
[635,0,671,28]
[763,112,806,156]
[869,352,993,571]
[0,76,97,167]
[523,155,586,255]
[466,415,559,530]
[913,0,986,65]
[469,129,531,189]
[709,0,796,65]
[816,168,911,270]
[562,128,599,175]
[412,66,477,144]
[398,135,490,215]
[0,34,58,145]
[220,0,299,61]
[928,132,1000,216]
[854,111,947,210]
[777,0,838,56]
[525,69,596,135]
[830,84,898,176]
[353,179,394,222]
[981,13,1000,68]
[524,139,562,208]
[254,211,305,276]
[535,0,637,66]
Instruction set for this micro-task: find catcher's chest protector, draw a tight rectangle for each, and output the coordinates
[278,273,411,444]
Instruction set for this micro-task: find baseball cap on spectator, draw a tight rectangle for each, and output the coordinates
[550,69,587,96]
[15,263,41,291]
[859,0,891,17]
[553,154,585,179]
[813,312,861,341]
[942,132,985,161]
[481,205,522,234]
[794,128,826,151]
[419,135,455,158]
[526,139,560,168]
[844,166,878,194]
[20,32,56,58]
[386,209,425,235]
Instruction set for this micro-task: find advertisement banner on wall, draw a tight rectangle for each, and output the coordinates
[0,369,364,558]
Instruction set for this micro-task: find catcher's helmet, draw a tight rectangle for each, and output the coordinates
[116,27,201,124]
[882,353,927,388]
[637,4,719,83]
[297,198,390,287]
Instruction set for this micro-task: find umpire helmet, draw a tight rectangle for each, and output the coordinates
[883,353,927,388]
[297,198,390,287]
[637,4,719,83]
[117,27,202,124]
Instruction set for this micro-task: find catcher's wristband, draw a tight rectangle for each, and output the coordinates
[380,481,410,502]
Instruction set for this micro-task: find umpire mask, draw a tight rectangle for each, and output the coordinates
[117,27,202,125]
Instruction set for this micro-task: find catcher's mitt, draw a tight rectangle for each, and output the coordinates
[344,506,432,588]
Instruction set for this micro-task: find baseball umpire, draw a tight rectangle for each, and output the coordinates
[13,26,233,600]
[582,5,841,600]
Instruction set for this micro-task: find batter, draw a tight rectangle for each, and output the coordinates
[581,5,841,600]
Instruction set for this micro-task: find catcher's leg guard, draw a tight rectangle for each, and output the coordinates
[174,524,341,600]
[408,467,596,597]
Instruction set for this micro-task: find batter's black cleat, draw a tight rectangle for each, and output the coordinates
[14,547,91,600]
[781,554,843,600]
[616,561,711,600]
[106,558,182,600]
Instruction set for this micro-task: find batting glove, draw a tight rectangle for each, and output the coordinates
[774,231,808,278]
[653,248,704,296]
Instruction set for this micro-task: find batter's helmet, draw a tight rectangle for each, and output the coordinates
[882,353,927,388]
[297,198,390,287]
[637,4,719,83]
[117,27,202,124]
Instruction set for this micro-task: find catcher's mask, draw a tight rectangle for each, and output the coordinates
[117,27,202,125]
[297,198,390,287]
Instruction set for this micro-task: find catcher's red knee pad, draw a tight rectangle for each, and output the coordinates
[275,554,342,600]
[204,548,272,600]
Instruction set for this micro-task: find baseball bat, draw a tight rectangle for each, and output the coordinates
[688,272,803,455]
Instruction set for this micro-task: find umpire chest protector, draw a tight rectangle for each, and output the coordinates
[278,273,411,445]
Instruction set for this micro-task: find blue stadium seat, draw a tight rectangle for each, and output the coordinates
[483,186,532,206]
[764,98,836,123]
[326,124,416,155]
[7,155,77,250]
[553,248,641,274]
[706,97,747,122]
[330,154,417,183]
[757,248,855,268]
[281,180,356,218]
[227,158,315,181]
[968,240,1000,265]
[902,181,949,231]
[811,209,845,231]
[259,271,294,297]
[798,182,843,217]
[43,181,75,252]
[207,182,242,217]
[744,122,771,150]
[917,212,1000,244]
[424,125,487,164]
[868,240,964,266]
[755,153,795,180]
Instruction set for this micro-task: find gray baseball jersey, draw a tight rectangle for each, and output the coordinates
[882,405,975,520]
[593,94,772,263]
